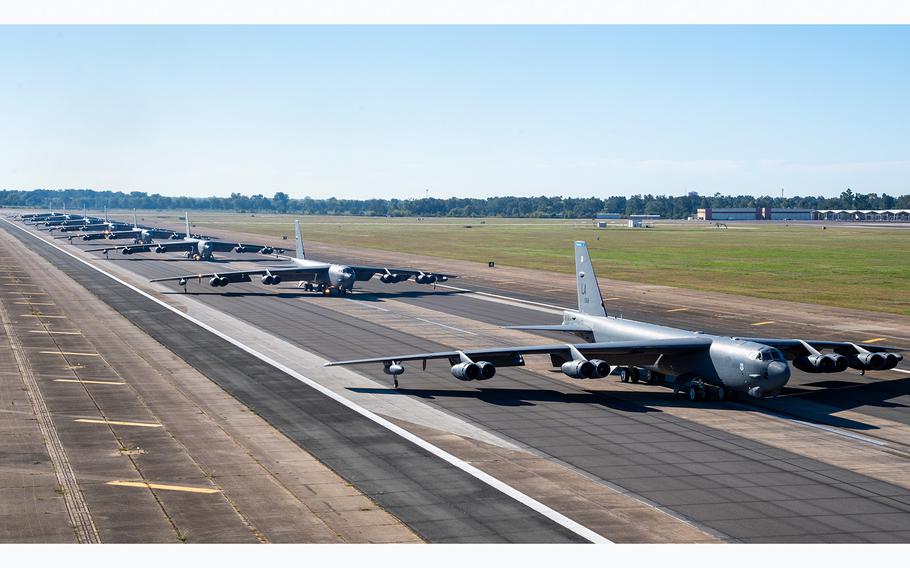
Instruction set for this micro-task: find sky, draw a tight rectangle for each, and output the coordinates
[0,25,908,199]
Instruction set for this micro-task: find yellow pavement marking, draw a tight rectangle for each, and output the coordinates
[604,297,621,301]
[21,314,67,318]
[54,379,125,385]
[667,307,689,312]
[15,301,56,305]
[75,419,161,428]
[106,480,220,494]
[40,351,100,357]
[28,330,81,335]
[862,337,887,344]
[751,321,775,326]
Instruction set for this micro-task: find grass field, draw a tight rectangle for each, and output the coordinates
[140,212,910,315]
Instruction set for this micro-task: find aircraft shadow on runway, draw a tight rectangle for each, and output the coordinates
[347,386,658,413]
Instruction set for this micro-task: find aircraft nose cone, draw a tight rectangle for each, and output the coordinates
[767,361,790,389]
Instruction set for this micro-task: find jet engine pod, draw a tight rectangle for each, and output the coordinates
[474,361,496,380]
[154,246,166,253]
[270,275,281,285]
[587,359,611,378]
[234,245,247,253]
[261,274,273,285]
[561,360,596,379]
[848,352,885,371]
[209,276,228,287]
[121,248,132,255]
[793,353,847,373]
[883,352,902,370]
[383,363,404,376]
[178,278,188,287]
[380,274,398,284]
[451,362,481,381]
[261,247,274,255]
[416,274,437,285]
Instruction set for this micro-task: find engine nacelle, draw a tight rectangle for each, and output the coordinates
[178,278,188,287]
[380,274,401,284]
[121,248,132,255]
[847,352,885,371]
[561,360,596,379]
[793,353,848,373]
[383,363,405,376]
[209,276,228,287]
[155,246,166,253]
[416,274,437,285]
[587,359,611,378]
[261,246,274,255]
[882,352,903,370]
[234,245,247,253]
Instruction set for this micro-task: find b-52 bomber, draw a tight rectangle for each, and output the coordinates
[150,220,456,296]
[326,241,905,399]
[86,213,279,261]
[58,210,181,243]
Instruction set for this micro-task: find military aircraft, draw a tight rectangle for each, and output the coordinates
[58,210,181,242]
[32,207,102,230]
[55,208,133,236]
[325,241,905,398]
[149,220,456,296]
[85,212,278,261]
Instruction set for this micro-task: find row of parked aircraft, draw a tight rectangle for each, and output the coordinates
[16,210,906,402]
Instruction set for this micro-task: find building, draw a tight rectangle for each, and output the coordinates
[696,207,761,221]
[595,213,623,219]
[764,208,814,221]
[816,209,910,222]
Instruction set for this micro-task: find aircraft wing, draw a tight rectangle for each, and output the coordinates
[349,265,458,281]
[84,243,156,254]
[740,337,907,358]
[149,265,327,285]
[326,337,713,368]
[206,241,281,254]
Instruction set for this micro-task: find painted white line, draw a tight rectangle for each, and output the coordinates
[5,218,611,544]
[413,317,478,336]
[344,298,389,312]
[892,368,910,375]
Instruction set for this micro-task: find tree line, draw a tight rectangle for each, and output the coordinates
[1,188,907,219]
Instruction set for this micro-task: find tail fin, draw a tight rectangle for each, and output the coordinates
[185,212,191,238]
[133,208,138,228]
[574,241,606,317]
[294,219,306,259]
[104,206,108,222]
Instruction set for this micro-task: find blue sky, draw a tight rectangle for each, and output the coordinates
[1,25,907,199]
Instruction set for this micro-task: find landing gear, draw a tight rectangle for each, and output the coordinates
[618,367,641,384]
[619,368,630,383]
[688,385,705,402]
[716,385,727,402]
[393,377,399,389]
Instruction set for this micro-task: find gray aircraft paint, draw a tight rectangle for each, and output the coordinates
[328,240,903,400]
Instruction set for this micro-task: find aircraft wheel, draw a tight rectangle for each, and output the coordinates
[688,386,703,402]
[619,368,629,383]
[716,386,727,401]
[630,369,639,384]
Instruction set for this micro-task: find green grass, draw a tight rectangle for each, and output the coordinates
[139,212,910,315]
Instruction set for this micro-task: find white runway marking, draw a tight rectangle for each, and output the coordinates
[413,317,478,336]
[6,218,611,544]
[892,368,910,375]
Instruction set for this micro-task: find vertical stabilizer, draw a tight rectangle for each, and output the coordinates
[133,209,138,228]
[184,212,191,238]
[574,241,606,317]
[104,206,108,223]
[294,220,306,259]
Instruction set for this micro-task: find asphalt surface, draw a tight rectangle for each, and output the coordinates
[1,221,587,544]
[12,219,910,542]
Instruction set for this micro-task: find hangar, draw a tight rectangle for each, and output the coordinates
[816,209,910,222]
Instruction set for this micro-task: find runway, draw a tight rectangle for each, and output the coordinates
[7,217,910,542]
